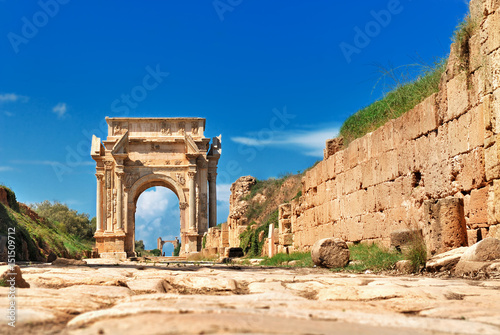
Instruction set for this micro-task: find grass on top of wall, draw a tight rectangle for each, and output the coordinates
[338,59,446,146]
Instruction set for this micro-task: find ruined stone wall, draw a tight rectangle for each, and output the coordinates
[292,0,500,255]
[227,176,256,248]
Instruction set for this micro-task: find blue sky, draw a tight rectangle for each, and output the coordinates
[0,0,468,249]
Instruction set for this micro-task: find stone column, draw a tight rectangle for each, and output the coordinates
[208,172,217,228]
[95,174,104,232]
[116,172,124,230]
[188,171,196,231]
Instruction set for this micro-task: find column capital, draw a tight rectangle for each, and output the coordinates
[179,202,188,210]
[116,171,125,180]
[187,171,196,179]
[104,161,114,169]
[95,173,104,181]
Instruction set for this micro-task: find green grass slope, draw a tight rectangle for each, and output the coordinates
[0,186,93,261]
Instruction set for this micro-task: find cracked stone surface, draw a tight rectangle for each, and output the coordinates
[1,260,500,335]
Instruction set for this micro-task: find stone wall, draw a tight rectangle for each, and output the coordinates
[290,0,500,255]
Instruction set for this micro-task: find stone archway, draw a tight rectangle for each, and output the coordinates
[91,117,221,258]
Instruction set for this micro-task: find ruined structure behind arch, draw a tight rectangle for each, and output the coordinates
[91,117,221,258]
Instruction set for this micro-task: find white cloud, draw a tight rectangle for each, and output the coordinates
[135,187,182,250]
[3,111,14,117]
[0,93,28,103]
[52,102,67,118]
[231,126,339,158]
[136,187,178,221]
[0,166,13,172]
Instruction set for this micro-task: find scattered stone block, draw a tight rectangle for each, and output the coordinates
[52,258,87,266]
[426,247,468,272]
[311,238,350,268]
[390,229,423,251]
[0,265,30,288]
[395,260,414,274]
[460,237,500,262]
[46,252,57,263]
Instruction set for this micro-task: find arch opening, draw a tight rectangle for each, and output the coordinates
[135,186,180,257]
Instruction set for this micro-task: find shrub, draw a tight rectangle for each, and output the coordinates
[240,210,279,257]
[403,232,427,272]
[150,249,161,256]
[173,242,181,256]
[452,13,479,70]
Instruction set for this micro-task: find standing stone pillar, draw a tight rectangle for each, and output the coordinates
[116,172,124,230]
[95,174,104,232]
[208,172,217,228]
[188,171,196,231]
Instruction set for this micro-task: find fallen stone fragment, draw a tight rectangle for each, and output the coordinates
[311,238,350,268]
[460,238,500,262]
[390,229,423,251]
[395,260,414,274]
[52,258,87,266]
[426,247,468,272]
[0,265,30,288]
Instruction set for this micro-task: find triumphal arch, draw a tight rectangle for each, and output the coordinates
[90,117,221,258]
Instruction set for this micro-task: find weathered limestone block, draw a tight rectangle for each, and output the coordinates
[370,120,394,157]
[325,154,336,180]
[426,247,468,272]
[346,138,360,169]
[468,103,486,149]
[0,265,30,288]
[220,223,229,247]
[469,32,483,75]
[447,114,470,158]
[360,212,385,239]
[279,233,293,246]
[396,140,416,177]
[344,165,362,195]
[395,260,414,274]
[487,223,500,238]
[324,137,343,160]
[460,237,500,262]
[420,94,439,134]
[446,73,469,123]
[311,238,350,268]
[424,198,468,256]
[452,147,486,193]
[466,186,489,226]
[483,9,500,56]
[485,136,500,181]
[488,179,500,225]
[390,229,423,251]
[52,258,87,266]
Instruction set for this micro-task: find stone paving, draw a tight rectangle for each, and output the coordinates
[1,260,500,334]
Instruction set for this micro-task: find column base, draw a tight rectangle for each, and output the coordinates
[95,233,126,255]
[185,233,202,253]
